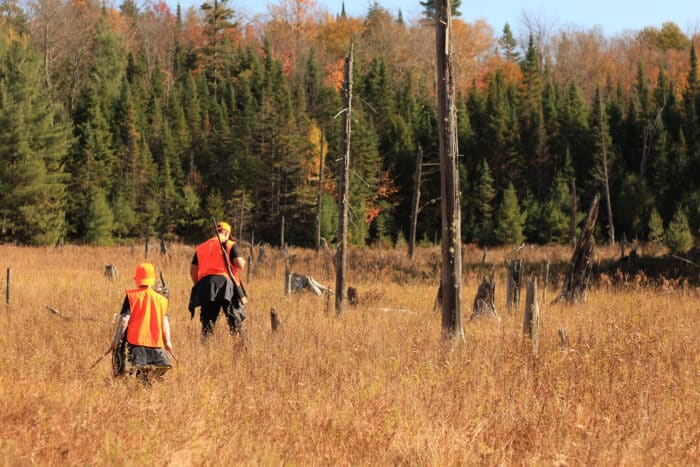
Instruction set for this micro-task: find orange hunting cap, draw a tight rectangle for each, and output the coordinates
[216,221,231,233]
[134,262,156,286]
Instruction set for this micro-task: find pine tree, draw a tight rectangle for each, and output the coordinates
[647,208,664,243]
[200,0,237,98]
[0,33,72,245]
[473,159,496,244]
[498,23,519,62]
[665,205,693,253]
[84,189,114,245]
[494,183,526,245]
[419,0,461,20]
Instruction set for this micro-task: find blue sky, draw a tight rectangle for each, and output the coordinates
[173,0,700,36]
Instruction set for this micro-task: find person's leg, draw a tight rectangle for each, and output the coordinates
[200,302,221,339]
[225,303,246,335]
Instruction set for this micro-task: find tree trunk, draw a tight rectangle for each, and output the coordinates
[280,214,285,248]
[598,103,615,246]
[601,147,615,246]
[238,189,245,242]
[335,44,353,316]
[315,131,325,252]
[470,275,499,320]
[435,0,464,341]
[408,145,423,260]
[506,259,523,312]
[570,178,577,248]
[556,193,600,304]
[523,276,540,355]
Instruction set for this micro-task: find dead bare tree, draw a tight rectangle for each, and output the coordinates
[593,97,615,245]
[315,131,325,252]
[435,0,464,341]
[335,43,353,316]
[408,145,423,260]
[570,177,577,247]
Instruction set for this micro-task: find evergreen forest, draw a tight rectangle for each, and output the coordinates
[0,0,699,250]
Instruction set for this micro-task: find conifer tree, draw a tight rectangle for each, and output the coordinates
[665,205,693,254]
[84,189,114,245]
[647,208,664,243]
[420,0,461,19]
[498,23,519,62]
[472,159,496,244]
[0,34,72,245]
[494,183,526,245]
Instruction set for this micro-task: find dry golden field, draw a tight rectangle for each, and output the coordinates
[0,243,698,465]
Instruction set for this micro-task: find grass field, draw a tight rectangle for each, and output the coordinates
[0,243,697,465]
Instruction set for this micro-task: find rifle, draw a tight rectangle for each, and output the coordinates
[89,348,112,370]
[212,217,248,305]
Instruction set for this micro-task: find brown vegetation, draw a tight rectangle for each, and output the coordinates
[0,244,697,464]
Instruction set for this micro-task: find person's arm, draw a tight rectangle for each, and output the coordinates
[111,297,130,350]
[190,252,199,283]
[230,244,246,270]
[162,315,172,352]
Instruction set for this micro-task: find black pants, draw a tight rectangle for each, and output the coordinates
[200,302,245,337]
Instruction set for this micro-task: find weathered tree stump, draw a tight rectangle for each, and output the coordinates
[523,276,540,355]
[104,264,118,280]
[6,267,11,307]
[347,287,358,306]
[558,328,570,348]
[470,275,499,321]
[270,308,281,332]
[556,193,601,304]
[506,259,523,312]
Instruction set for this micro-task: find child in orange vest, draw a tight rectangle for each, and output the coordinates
[111,262,173,379]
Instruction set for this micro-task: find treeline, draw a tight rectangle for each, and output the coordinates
[0,0,698,250]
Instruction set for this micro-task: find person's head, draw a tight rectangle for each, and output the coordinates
[134,262,156,287]
[216,221,231,243]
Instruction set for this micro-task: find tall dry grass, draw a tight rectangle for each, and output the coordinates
[0,243,697,465]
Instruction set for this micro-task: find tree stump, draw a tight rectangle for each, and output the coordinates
[347,287,358,306]
[506,259,523,312]
[104,264,118,280]
[523,276,540,355]
[270,308,281,332]
[558,328,569,348]
[556,193,600,304]
[470,275,499,321]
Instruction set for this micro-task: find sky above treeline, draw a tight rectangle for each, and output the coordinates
[168,0,700,36]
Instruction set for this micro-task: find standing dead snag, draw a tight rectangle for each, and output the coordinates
[505,259,523,312]
[470,275,499,321]
[335,43,353,316]
[435,0,464,341]
[523,277,540,355]
[408,145,423,260]
[556,193,601,304]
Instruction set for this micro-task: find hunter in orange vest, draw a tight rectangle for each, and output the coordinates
[188,221,247,340]
[111,262,172,378]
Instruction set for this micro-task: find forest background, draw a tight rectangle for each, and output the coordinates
[1,0,699,251]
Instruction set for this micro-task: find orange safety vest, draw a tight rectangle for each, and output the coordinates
[125,287,168,348]
[195,237,240,282]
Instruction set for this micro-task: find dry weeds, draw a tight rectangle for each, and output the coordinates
[0,243,697,465]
